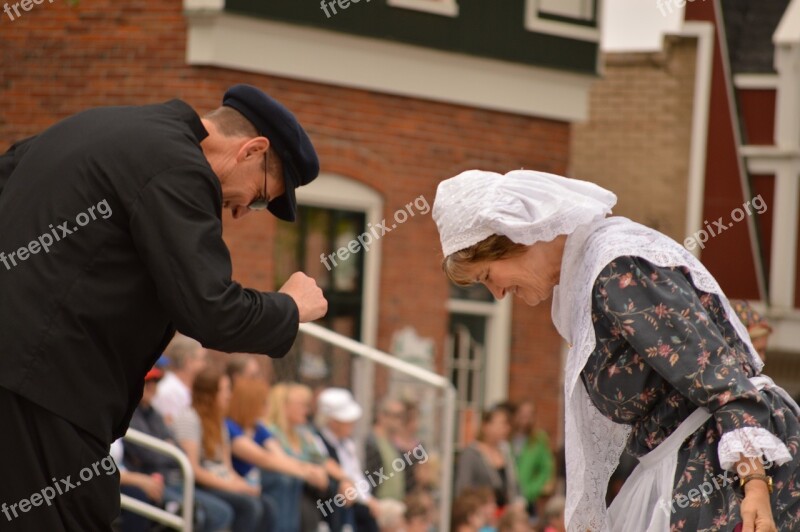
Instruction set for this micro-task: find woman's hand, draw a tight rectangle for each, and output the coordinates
[741,479,776,532]
[229,475,261,497]
[337,478,357,508]
[303,464,329,491]
[366,498,381,519]
[128,472,164,503]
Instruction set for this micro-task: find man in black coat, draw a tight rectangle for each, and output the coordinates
[0,84,327,531]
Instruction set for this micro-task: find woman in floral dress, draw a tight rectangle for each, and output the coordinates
[432,169,800,531]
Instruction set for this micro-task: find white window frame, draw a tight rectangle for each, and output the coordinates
[295,173,383,431]
[525,0,601,42]
[446,297,512,407]
[386,0,459,17]
[447,322,485,446]
[295,173,383,348]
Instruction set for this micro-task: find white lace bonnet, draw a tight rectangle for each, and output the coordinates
[432,169,617,257]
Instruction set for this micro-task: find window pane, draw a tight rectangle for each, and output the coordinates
[272,205,366,387]
[539,0,593,19]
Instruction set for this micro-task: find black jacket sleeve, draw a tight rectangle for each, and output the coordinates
[128,164,299,355]
[0,136,37,196]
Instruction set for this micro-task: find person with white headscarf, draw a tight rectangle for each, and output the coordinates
[432,169,800,532]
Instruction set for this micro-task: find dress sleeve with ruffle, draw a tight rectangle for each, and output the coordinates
[591,255,792,471]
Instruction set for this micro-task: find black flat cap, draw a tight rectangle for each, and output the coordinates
[222,84,319,222]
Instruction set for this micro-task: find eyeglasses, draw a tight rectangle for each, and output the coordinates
[247,151,270,211]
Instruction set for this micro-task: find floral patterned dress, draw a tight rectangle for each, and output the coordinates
[582,255,800,531]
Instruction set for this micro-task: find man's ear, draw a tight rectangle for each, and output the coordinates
[236,136,270,163]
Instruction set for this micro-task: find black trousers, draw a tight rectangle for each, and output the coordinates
[0,386,120,531]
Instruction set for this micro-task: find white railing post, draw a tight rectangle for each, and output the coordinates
[121,429,195,531]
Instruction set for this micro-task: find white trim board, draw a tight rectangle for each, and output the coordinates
[768,311,800,353]
[734,74,779,90]
[774,0,800,46]
[672,22,715,261]
[184,11,594,122]
[386,0,459,17]
[740,152,800,311]
[525,0,601,42]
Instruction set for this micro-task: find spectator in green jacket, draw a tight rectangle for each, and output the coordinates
[509,401,555,517]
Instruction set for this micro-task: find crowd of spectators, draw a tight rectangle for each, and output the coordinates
[112,333,441,532]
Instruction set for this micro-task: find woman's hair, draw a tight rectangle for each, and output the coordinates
[476,404,512,442]
[451,492,484,532]
[192,367,226,458]
[164,333,203,371]
[265,382,312,449]
[265,383,290,433]
[229,377,268,430]
[459,486,495,505]
[403,399,419,425]
[376,499,407,529]
[404,490,433,522]
[497,506,528,532]
[543,494,566,520]
[225,353,254,382]
[442,234,527,286]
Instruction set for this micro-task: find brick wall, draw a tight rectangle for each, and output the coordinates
[571,36,698,242]
[0,0,571,438]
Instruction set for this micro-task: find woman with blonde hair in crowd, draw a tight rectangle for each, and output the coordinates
[173,367,274,532]
[226,377,330,528]
[264,382,353,531]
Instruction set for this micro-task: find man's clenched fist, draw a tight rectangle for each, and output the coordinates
[279,272,328,323]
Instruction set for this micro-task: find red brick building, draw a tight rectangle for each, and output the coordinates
[0,0,602,442]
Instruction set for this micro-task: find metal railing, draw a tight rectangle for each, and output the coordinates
[121,428,195,531]
[299,322,457,532]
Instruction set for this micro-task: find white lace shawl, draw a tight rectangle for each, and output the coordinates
[553,217,770,532]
